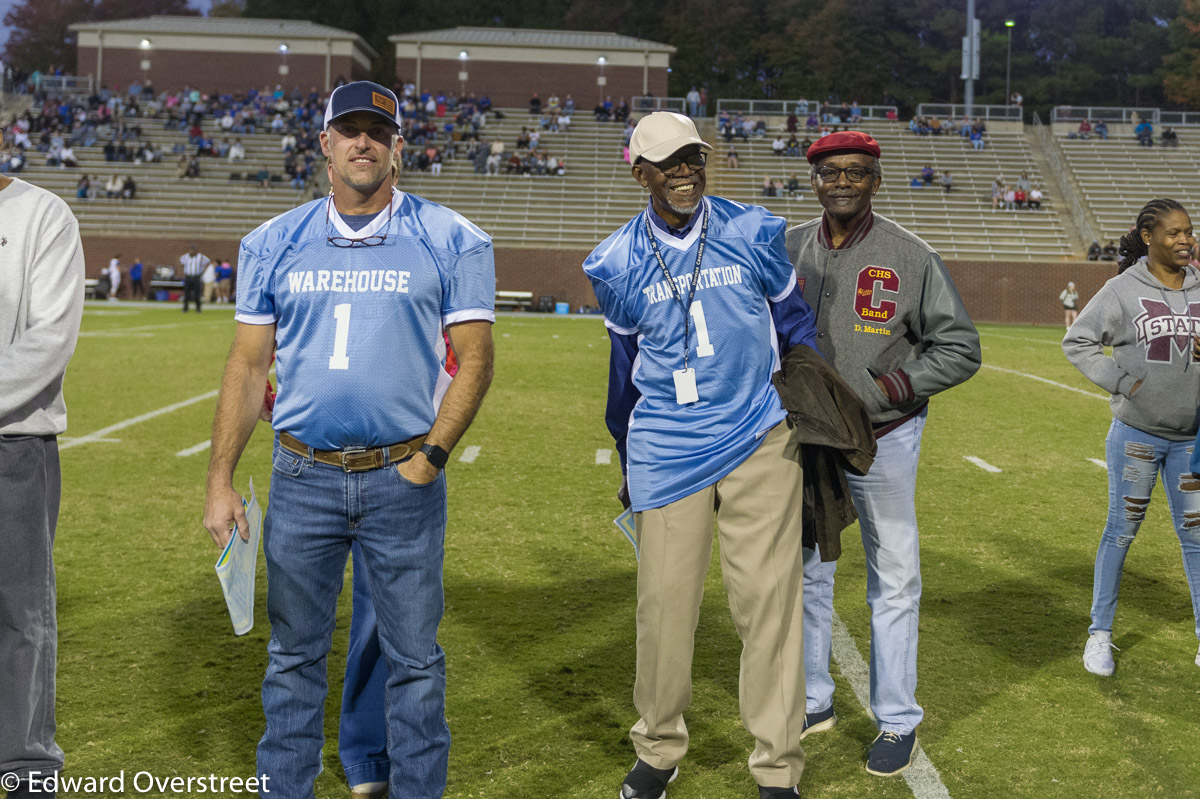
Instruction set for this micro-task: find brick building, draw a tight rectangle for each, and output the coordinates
[70,16,376,95]
[389,27,674,110]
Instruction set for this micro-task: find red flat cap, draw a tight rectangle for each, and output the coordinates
[805,130,881,163]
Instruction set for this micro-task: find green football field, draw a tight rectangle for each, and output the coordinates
[48,305,1200,799]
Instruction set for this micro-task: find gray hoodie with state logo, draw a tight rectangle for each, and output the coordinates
[1063,258,1200,441]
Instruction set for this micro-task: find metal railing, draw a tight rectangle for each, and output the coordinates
[916,103,1022,121]
[37,76,94,98]
[715,99,897,120]
[1051,106,1158,125]
[632,96,685,113]
[1032,111,1094,249]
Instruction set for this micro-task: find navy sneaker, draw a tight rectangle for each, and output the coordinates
[620,759,678,799]
[866,730,916,776]
[758,785,800,798]
[799,705,836,740]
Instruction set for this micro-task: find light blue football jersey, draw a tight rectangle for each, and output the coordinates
[236,188,495,449]
[584,196,796,511]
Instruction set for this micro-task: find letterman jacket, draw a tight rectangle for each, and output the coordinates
[785,211,981,427]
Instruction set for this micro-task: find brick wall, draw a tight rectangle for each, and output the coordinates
[79,233,1114,326]
[393,59,667,112]
[77,48,366,95]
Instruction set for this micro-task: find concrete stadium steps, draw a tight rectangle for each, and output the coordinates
[1058,137,1200,243]
[16,109,1076,259]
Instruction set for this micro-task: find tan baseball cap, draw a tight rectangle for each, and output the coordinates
[630,112,713,163]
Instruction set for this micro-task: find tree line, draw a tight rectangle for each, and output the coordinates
[7,0,1200,115]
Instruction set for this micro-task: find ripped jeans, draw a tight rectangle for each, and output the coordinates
[1091,418,1200,641]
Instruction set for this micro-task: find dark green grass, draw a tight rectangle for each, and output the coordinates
[49,309,1200,798]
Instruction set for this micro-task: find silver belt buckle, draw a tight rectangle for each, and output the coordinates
[340,445,368,472]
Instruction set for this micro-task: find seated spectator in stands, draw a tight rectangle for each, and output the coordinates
[529,128,541,150]
[217,137,231,158]
[786,112,798,133]
[121,175,136,200]
[486,151,500,175]
[1135,119,1153,146]
[721,120,735,142]
[991,179,1005,210]
[850,101,862,123]
[929,116,943,135]
[741,117,756,140]
[1162,126,1179,147]
[920,164,934,185]
[76,174,91,199]
[529,92,541,116]
[785,174,802,197]
[754,118,768,137]
[188,122,204,145]
[772,176,785,195]
[105,174,124,198]
[1076,118,1092,139]
[806,112,819,131]
[603,96,614,119]
[727,145,739,169]
[1101,240,1118,260]
[255,165,271,188]
[228,138,245,161]
[430,148,443,175]
[7,148,25,173]
[970,128,985,150]
[281,131,297,152]
[116,142,130,161]
[1014,186,1027,210]
[941,171,953,193]
[506,152,522,174]
[762,175,776,197]
[138,142,160,163]
[785,134,800,157]
[615,98,629,122]
[1094,119,1108,140]
[186,156,201,179]
[1087,241,1102,261]
[800,136,813,156]
[772,135,786,156]
[1028,185,1043,210]
[1003,185,1016,210]
[959,116,973,137]
[59,144,78,168]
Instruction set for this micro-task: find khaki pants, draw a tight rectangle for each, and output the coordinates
[631,422,806,787]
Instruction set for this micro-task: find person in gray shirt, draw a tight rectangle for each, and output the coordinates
[0,175,85,798]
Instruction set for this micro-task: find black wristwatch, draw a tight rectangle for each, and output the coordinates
[419,443,450,470]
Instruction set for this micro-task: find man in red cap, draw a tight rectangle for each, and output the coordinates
[785,131,980,777]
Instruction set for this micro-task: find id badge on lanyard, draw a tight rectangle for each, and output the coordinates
[645,204,709,405]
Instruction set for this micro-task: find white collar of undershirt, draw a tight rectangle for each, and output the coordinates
[326,187,403,239]
[647,196,709,252]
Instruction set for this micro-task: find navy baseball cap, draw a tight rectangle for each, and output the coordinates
[323,81,402,131]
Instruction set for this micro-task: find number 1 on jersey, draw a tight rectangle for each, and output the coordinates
[329,303,351,370]
[690,300,715,357]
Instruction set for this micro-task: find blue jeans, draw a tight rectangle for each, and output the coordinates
[803,408,926,734]
[258,442,449,799]
[339,543,389,787]
[1091,419,1200,640]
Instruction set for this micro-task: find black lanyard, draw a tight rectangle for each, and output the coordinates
[644,203,709,371]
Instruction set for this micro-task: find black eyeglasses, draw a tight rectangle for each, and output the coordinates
[814,165,873,184]
[645,152,706,175]
[326,192,392,247]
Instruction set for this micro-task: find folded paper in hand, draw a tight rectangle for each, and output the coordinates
[215,478,262,635]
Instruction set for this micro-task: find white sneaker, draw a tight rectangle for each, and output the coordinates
[350,782,387,799]
[1084,631,1117,676]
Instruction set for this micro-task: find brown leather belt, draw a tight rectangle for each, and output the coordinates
[279,431,427,473]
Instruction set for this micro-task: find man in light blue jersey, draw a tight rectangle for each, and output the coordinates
[584,112,818,799]
[203,81,495,799]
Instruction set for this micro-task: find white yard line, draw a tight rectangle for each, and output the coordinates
[176,440,212,457]
[1087,458,1108,469]
[78,320,228,337]
[458,445,481,464]
[60,390,220,451]
[58,437,121,444]
[963,456,1002,473]
[978,332,1064,345]
[595,449,612,465]
[981,364,1108,400]
[831,612,954,799]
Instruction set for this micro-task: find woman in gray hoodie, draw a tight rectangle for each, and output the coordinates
[1063,198,1200,677]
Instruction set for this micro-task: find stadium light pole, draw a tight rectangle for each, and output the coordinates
[1005,20,1015,106]
[278,43,289,80]
[458,50,468,100]
[139,38,151,91]
[597,56,607,105]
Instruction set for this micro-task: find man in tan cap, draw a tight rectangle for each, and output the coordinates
[584,112,819,798]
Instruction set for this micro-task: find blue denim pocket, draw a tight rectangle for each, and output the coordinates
[272,447,305,477]
[392,462,443,489]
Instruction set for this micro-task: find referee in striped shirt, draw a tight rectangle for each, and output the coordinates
[179,244,210,313]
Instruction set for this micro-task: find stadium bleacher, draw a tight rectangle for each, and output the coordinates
[7,102,1081,261]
